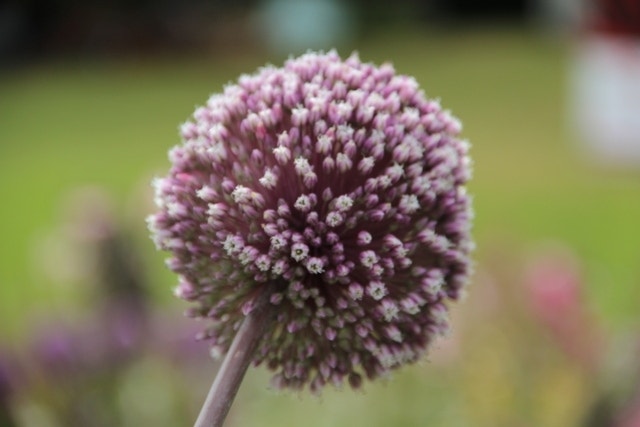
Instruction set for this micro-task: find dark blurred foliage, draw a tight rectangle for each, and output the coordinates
[0,0,256,62]
[434,0,530,21]
[344,0,530,36]
[0,0,531,63]
[590,0,640,36]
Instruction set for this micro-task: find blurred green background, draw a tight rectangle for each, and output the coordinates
[1,1,640,425]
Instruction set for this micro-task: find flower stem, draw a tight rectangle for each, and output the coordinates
[194,292,273,427]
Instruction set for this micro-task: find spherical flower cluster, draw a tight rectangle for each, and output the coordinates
[148,50,473,392]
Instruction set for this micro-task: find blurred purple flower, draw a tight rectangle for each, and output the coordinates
[31,210,152,381]
[148,51,473,391]
[524,246,603,372]
[0,351,19,427]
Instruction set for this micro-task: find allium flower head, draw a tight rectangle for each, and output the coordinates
[148,50,473,392]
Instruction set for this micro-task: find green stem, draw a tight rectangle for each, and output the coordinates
[194,292,272,427]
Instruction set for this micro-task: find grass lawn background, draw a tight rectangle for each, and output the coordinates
[1,27,639,426]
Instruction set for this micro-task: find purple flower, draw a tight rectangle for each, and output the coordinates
[148,51,473,391]
[0,353,18,427]
[0,352,15,403]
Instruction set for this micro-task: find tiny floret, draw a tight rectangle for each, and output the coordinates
[306,257,325,274]
[294,157,312,175]
[334,195,354,212]
[349,283,364,300]
[223,235,244,256]
[207,203,227,218]
[399,194,420,214]
[255,254,272,272]
[270,234,287,250]
[360,250,379,269]
[273,146,291,164]
[367,281,388,300]
[259,170,278,189]
[336,153,353,172]
[326,211,344,228]
[231,185,252,204]
[291,242,309,262]
[380,299,399,322]
[316,135,333,154]
[167,201,187,217]
[148,50,473,392]
[357,231,372,246]
[294,195,312,212]
[196,185,216,200]
[358,157,375,174]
